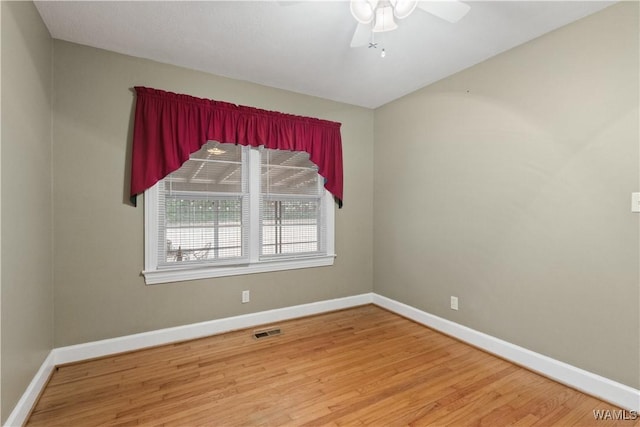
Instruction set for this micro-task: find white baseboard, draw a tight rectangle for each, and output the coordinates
[372,294,640,412]
[3,351,56,427]
[6,292,639,427]
[4,293,373,426]
[53,293,373,365]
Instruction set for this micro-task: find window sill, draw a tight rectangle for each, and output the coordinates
[142,254,336,285]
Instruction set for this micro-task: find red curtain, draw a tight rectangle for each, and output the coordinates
[130,87,343,206]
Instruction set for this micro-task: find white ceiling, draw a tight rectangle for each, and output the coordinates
[34,1,614,109]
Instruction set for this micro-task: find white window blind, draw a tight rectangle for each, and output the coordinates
[260,148,325,259]
[159,142,249,267]
[144,141,334,284]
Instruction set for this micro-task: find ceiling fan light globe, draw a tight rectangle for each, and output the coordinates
[350,0,375,24]
[393,0,418,19]
[372,6,398,32]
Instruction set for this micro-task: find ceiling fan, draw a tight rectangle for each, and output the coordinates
[349,0,471,47]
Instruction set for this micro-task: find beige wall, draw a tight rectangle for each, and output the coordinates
[1,1,637,419]
[52,41,374,347]
[374,2,639,389]
[1,1,53,422]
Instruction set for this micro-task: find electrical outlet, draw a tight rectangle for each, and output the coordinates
[450,296,459,311]
[242,290,250,304]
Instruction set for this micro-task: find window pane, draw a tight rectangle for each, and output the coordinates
[261,149,320,196]
[149,142,330,278]
[260,147,323,258]
[164,197,243,263]
[262,199,320,255]
[165,141,243,194]
[159,141,248,266]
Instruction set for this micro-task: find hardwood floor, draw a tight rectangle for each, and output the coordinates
[27,305,638,426]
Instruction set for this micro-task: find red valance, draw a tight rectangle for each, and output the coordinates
[130,87,343,206]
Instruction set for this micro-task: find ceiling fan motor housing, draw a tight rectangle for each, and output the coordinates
[351,0,419,31]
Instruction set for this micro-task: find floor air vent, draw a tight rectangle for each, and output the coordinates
[253,327,282,339]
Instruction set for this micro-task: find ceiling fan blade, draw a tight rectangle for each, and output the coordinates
[417,0,470,23]
[350,22,371,47]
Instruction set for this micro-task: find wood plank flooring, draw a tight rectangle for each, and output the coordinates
[26,305,639,426]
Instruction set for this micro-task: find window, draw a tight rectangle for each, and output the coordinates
[143,141,335,284]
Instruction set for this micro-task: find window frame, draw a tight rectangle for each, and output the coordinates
[142,146,335,285]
